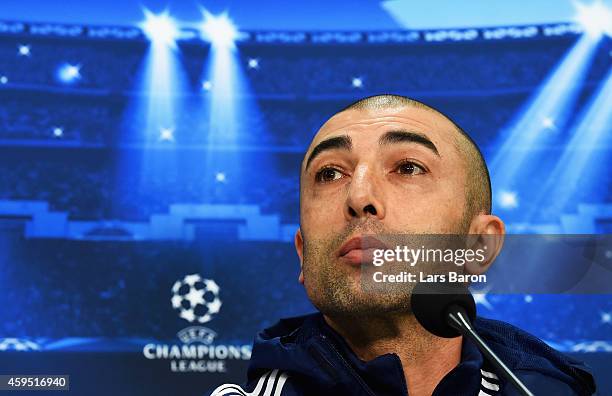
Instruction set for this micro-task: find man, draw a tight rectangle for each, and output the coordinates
[211,95,596,396]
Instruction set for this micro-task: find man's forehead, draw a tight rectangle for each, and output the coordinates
[307,105,456,155]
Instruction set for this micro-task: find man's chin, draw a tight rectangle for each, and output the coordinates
[313,291,412,318]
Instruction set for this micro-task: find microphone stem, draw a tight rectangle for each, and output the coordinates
[448,309,535,396]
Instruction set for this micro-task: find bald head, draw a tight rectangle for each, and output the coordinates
[339,94,433,114]
[304,94,492,220]
[295,94,504,327]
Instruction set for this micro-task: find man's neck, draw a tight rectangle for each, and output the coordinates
[323,312,462,396]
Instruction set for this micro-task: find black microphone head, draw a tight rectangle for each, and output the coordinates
[410,281,476,338]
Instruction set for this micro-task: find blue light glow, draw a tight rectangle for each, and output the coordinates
[198,9,267,201]
[573,0,612,38]
[200,11,240,49]
[57,63,81,84]
[139,9,179,47]
[18,44,31,56]
[490,33,603,213]
[201,80,212,91]
[158,127,175,142]
[115,8,190,206]
[52,127,63,137]
[497,190,519,210]
[247,58,259,69]
[532,67,612,218]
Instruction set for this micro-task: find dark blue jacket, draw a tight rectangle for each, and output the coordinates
[211,313,596,395]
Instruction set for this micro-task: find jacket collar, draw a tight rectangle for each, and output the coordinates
[314,313,484,396]
[249,313,484,396]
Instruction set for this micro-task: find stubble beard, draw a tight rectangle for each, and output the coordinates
[301,216,472,320]
[301,220,411,319]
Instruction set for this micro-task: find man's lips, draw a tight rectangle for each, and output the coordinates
[337,236,388,266]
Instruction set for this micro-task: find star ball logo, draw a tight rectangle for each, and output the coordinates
[142,273,251,373]
[171,274,222,324]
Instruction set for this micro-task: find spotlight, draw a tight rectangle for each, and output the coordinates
[352,77,363,88]
[201,80,213,91]
[574,1,612,37]
[200,11,239,49]
[490,33,601,196]
[247,58,259,69]
[159,127,175,142]
[0,76,7,84]
[18,45,31,57]
[139,9,179,46]
[532,67,612,217]
[497,190,519,209]
[541,116,556,130]
[57,63,81,84]
[215,172,226,182]
[52,127,64,137]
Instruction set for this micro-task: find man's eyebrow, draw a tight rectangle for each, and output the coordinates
[305,135,352,170]
[379,130,439,156]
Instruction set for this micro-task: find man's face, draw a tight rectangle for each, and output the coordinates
[296,105,473,317]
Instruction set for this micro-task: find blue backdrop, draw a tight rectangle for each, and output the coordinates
[0,6,610,395]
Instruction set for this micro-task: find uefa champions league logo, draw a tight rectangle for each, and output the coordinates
[171,274,222,324]
[142,274,251,372]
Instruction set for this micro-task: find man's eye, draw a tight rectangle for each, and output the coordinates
[396,161,426,176]
[315,167,344,183]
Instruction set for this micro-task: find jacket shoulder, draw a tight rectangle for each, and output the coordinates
[475,317,596,395]
[511,370,586,396]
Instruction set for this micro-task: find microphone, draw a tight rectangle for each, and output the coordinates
[410,282,534,396]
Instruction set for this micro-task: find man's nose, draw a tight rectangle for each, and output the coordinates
[344,165,385,221]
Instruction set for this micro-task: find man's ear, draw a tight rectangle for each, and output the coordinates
[294,228,305,284]
[465,214,505,275]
